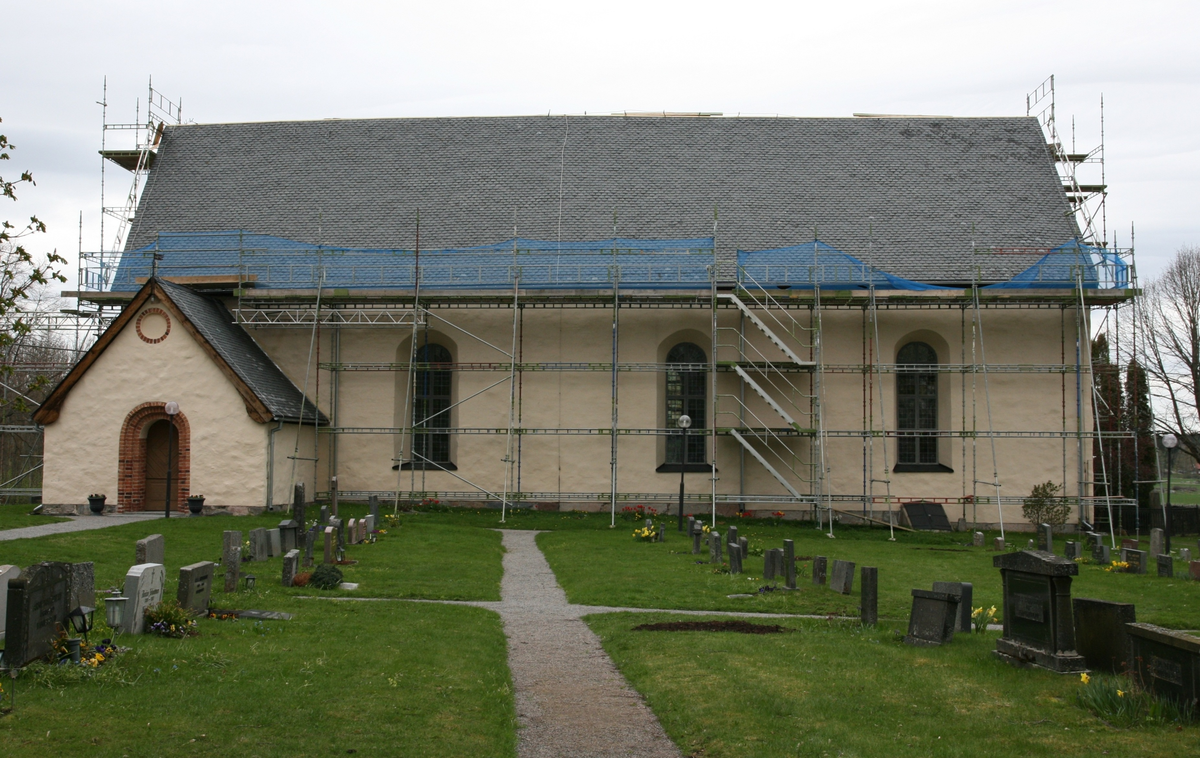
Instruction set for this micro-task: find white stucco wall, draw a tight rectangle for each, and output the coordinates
[43,296,269,509]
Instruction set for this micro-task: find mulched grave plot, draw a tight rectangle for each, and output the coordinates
[633,620,791,634]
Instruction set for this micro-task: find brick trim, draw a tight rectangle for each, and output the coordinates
[117,402,191,513]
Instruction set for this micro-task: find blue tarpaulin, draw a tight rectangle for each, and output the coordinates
[983,240,1129,289]
[737,241,947,290]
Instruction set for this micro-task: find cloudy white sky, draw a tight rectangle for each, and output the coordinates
[5,1,1197,288]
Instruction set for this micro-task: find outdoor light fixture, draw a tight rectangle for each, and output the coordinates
[164,401,180,519]
[104,596,128,632]
[68,606,95,643]
[677,414,691,533]
[244,574,256,590]
[1163,433,1178,555]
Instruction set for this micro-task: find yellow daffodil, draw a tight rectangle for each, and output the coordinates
[1117,690,1124,697]
[1080,673,1090,685]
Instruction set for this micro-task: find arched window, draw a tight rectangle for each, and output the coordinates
[897,342,938,466]
[665,342,707,465]
[411,343,452,468]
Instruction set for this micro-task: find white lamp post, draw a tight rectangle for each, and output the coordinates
[164,402,180,518]
[677,414,691,532]
[1162,433,1178,554]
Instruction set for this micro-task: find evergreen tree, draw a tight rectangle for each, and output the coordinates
[1091,334,1123,498]
[1123,359,1156,511]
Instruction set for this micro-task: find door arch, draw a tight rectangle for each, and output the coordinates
[118,402,191,512]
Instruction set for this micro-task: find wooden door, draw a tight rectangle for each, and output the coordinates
[144,419,179,510]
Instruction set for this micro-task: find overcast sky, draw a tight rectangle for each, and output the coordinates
[5,1,1197,288]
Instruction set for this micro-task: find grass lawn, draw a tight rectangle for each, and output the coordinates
[587,612,1199,758]
[0,502,69,532]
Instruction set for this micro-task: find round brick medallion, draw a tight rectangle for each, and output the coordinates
[136,308,171,344]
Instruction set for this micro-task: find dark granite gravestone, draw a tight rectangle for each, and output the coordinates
[67,562,95,611]
[1121,539,1139,551]
[1121,548,1147,574]
[177,562,215,615]
[135,534,165,565]
[1150,528,1165,558]
[249,528,269,562]
[222,530,242,592]
[729,543,742,575]
[368,494,380,526]
[830,560,856,594]
[123,563,165,635]
[1126,623,1200,708]
[304,526,317,568]
[933,581,973,633]
[1158,555,1174,578]
[812,556,827,586]
[1093,544,1111,565]
[901,501,953,531]
[1063,541,1082,560]
[3,562,70,667]
[739,537,749,560]
[783,540,796,589]
[0,563,20,640]
[993,550,1086,672]
[1072,598,1135,673]
[282,550,300,587]
[293,482,307,528]
[709,532,722,564]
[319,505,329,525]
[861,567,878,625]
[727,525,738,547]
[1037,523,1052,552]
[905,588,960,647]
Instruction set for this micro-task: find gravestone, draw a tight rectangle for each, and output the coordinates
[762,547,774,580]
[1093,544,1111,565]
[304,527,317,568]
[1027,539,1035,550]
[687,516,695,537]
[729,543,742,575]
[901,501,952,531]
[932,581,973,633]
[1126,623,1200,708]
[993,537,1006,552]
[267,528,282,557]
[1122,548,1148,574]
[1085,532,1103,550]
[368,494,380,525]
[728,525,738,547]
[324,527,335,564]
[993,550,1086,672]
[1158,554,1174,578]
[135,534,165,565]
[348,519,359,546]
[905,588,960,647]
[692,526,702,555]
[1150,528,1165,557]
[861,567,878,625]
[1192,560,1200,581]
[812,556,827,586]
[364,515,376,535]
[293,482,307,527]
[1064,541,1082,560]
[0,563,20,639]
[657,526,664,543]
[330,517,345,550]
[222,531,242,592]
[67,562,95,611]
[973,532,985,548]
[3,562,70,666]
[830,560,856,594]
[1180,548,1192,563]
[177,562,215,615]
[249,528,269,562]
[739,536,749,559]
[1072,598,1136,673]
[282,549,300,588]
[123,563,166,635]
[1037,523,1052,552]
[1120,538,1138,551]
[783,540,796,589]
[279,520,299,553]
[709,532,722,564]
[319,505,329,525]
[330,476,339,517]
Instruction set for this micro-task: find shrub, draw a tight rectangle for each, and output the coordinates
[1022,481,1071,527]
[309,564,344,590]
[145,600,199,638]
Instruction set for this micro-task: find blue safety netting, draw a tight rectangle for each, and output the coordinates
[737,241,947,290]
[106,232,716,291]
[984,240,1130,289]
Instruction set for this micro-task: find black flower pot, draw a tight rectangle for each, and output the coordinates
[88,495,106,515]
[187,496,205,516]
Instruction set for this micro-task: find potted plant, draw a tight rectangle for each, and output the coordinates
[87,493,106,515]
[187,494,205,516]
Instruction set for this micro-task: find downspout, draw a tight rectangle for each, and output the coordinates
[267,420,284,510]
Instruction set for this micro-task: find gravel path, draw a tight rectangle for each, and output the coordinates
[0,513,166,542]
[498,529,683,758]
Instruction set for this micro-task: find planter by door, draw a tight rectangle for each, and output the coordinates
[187,496,205,516]
[88,495,106,515]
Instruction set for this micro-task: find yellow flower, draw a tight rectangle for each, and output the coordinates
[1117,690,1124,697]
[1080,673,1090,685]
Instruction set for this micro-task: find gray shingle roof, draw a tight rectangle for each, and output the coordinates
[158,280,325,423]
[127,115,1077,284]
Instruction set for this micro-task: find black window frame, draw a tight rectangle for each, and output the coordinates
[402,343,457,471]
[895,341,951,473]
[658,342,712,473]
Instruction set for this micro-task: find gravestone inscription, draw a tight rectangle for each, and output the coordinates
[830,560,856,594]
[135,534,165,565]
[177,562,215,615]
[3,562,70,667]
[1120,539,1138,551]
[1122,548,1147,574]
[123,563,166,635]
[993,537,1006,552]
[993,550,1086,672]
[1072,598,1135,673]
[1093,543,1111,565]
[1063,541,1082,560]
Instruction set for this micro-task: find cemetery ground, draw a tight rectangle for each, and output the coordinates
[0,505,1197,756]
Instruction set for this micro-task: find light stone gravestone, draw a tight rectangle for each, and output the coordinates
[222,531,242,592]
[1072,597,1136,673]
[3,562,70,666]
[282,549,300,587]
[709,532,722,564]
[739,536,749,559]
[1093,543,1111,565]
[1027,539,1035,550]
[123,563,165,635]
[1181,548,1193,563]
[812,556,827,585]
[1158,554,1174,578]
[830,560,855,594]
[905,587,960,647]
[728,543,742,574]
[67,561,95,611]
[0,563,20,639]
[861,566,878,625]
[1037,523,1052,552]
[993,537,1005,552]
[973,531,985,548]
[177,562,215,614]
[364,515,375,535]
[993,550,1085,672]
[267,528,282,557]
[249,528,269,562]
[686,516,695,536]
[932,581,973,633]
[304,527,317,568]
[783,539,796,589]
[279,520,299,553]
[348,519,359,545]
[1150,528,1165,557]
[135,534,165,565]
[324,527,335,564]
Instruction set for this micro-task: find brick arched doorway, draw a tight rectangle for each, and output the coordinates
[118,402,191,512]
